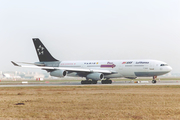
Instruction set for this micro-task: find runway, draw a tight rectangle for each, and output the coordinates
[0,80,180,87]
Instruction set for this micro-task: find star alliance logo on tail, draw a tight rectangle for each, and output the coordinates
[37,45,44,55]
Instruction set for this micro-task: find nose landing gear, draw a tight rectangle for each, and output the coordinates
[152,76,157,84]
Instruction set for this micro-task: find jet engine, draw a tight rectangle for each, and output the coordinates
[50,70,67,77]
[86,73,104,81]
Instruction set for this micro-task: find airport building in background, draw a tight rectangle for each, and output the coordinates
[0,71,50,80]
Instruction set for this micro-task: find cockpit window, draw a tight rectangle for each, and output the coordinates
[160,64,168,66]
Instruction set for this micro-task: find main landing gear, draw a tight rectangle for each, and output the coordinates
[101,79,112,84]
[152,76,157,84]
[81,80,97,84]
[81,79,113,84]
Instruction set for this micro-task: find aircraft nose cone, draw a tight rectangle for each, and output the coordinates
[167,66,172,72]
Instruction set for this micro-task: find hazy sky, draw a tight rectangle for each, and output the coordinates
[0,0,180,73]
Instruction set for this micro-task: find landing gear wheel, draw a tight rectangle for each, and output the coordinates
[152,80,156,84]
[101,80,112,84]
[81,80,97,84]
[152,76,157,84]
[92,80,97,84]
[81,80,92,84]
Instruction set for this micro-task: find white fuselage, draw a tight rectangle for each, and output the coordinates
[59,60,172,79]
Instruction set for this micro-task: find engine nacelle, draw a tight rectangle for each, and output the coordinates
[86,73,104,81]
[50,70,66,77]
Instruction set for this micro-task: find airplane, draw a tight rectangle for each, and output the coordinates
[12,38,172,84]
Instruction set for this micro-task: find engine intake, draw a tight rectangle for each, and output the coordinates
[86,73,104,81]
[50,70,66,77]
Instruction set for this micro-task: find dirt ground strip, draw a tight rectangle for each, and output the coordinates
[0,85,180,120]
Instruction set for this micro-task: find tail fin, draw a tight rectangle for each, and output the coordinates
[33,38,58,62]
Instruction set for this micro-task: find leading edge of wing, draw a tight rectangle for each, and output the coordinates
[11,61,112,74]
[57,67,112,73]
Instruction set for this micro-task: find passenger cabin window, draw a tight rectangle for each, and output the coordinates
[160,64,168,66]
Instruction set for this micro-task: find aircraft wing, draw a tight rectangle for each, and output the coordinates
[11,61,113,74]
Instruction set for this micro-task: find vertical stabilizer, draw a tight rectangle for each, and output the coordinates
[33,38,58,62]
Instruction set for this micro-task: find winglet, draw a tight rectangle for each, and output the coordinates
[11,61,21,67]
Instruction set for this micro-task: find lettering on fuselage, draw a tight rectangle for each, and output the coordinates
[136,62,149,64]
[122,61,133,64]
[84,62,98,64]
[60,63,76,65]
[101,62,116,68]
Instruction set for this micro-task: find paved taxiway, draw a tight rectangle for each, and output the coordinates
[0,80,180,87]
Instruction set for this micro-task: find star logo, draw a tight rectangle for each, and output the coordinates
[37,45,44,55]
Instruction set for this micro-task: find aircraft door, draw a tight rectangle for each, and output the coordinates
[119,64,123,70]
[83,64,87,68]
[143,65,149,71]
[149,63,155,70]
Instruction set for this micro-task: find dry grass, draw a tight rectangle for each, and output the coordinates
[0,86,180,120]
